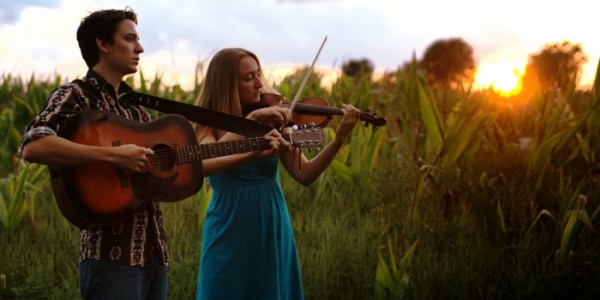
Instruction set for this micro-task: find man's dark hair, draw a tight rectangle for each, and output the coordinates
[76,7,138,68]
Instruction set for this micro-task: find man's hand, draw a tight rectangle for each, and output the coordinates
[110,144,154,172]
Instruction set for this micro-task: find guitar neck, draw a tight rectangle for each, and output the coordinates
[151,124,322,167]
[176,136,273,164]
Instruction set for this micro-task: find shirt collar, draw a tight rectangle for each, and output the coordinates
[83,69,134,96]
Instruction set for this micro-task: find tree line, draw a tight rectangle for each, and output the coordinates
[341,38,588,93]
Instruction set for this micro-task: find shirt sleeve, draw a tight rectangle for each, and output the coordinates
[19,83,86,152]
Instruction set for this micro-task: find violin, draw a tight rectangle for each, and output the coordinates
[244,93,387,130]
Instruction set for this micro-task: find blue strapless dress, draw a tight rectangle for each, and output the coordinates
[196,156,304,300]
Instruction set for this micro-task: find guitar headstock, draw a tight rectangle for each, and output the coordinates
[359,109,387,131]
[288,124,324,149]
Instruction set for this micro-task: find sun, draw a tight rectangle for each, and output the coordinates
[474,60,525,96]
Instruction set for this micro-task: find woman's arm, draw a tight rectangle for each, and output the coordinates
[195,125,289,177]
[279,104,360,186]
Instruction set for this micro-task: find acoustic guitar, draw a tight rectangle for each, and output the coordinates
[51,110,323,228]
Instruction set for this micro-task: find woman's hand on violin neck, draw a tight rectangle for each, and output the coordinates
[247,106,292,128]
[335,104,361,140]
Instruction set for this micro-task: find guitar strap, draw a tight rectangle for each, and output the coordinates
[72,79,272,137]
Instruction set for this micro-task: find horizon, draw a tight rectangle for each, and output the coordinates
[1,0,598,94]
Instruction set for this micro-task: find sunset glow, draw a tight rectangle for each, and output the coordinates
[1,1,598,95]
[263,65,341,91]
[474,60,526,96]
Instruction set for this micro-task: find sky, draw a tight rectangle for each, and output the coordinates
[1,0,599,92]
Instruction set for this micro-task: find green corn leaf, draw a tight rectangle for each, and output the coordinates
[417,80,443,157]
[0,190,9,227]
[397,239,419,276]
[497,200,507,234]
[387,238,398,277]
[443,116,487,168]
[330,160,354,183]
[559,210,580,260]
[529,132,563,192]
[375,252,393,297]
[527,209,557,235]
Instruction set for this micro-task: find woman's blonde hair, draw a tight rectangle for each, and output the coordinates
[194,48,278,138]
[195,48,265,114]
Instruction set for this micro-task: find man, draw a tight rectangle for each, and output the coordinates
[20,8,168,299]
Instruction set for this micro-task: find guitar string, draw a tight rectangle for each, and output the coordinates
[145,148,311,169]
[145,139,272,169]
[141,134,277,164]
[141,132,321,169]
[115,128,320,170]
[148,138,271,158]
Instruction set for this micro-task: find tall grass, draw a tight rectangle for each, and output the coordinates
[2,59,600,299]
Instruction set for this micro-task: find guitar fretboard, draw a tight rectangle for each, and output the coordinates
[176,136,273,164]
[154,125,322,166]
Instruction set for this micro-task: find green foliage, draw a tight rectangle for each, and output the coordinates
[0,75,60,176]
[0,162,47,232]
[275,66,329,99]
[375,238,418,298]
[2,57,600,298]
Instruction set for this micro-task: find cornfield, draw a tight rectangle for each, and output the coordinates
[1,59,600,299]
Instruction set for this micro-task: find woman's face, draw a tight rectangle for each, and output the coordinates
[237,55,263,107]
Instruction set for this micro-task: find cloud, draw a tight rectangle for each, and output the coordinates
[0,0,59,23]
[1,0,599,89]
[0,0,103,79]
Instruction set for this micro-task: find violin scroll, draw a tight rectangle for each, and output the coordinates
[358,108,387,131]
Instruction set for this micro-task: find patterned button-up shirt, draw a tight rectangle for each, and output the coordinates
[20,69,169,267]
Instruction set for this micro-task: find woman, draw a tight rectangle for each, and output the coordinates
[195,48,360,299]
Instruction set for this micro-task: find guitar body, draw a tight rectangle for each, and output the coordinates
[52,111,203,227]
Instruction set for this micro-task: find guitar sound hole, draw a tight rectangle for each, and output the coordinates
[150,144,176,172]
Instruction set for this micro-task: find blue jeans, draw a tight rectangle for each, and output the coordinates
[79,252,167,300]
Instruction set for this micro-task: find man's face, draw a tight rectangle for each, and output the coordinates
[103,19,144,76]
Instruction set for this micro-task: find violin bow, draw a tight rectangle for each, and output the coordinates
[289,35,328,113]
